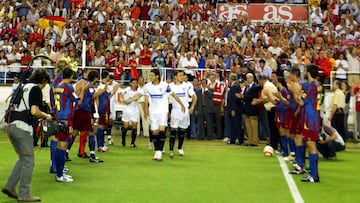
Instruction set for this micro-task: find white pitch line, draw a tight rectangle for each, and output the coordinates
[277,155,304,203]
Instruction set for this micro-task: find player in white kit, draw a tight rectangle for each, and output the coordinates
[106,75,118,145]
[144,69,186,161]
[119,79,142,147]
[169,70,197,158]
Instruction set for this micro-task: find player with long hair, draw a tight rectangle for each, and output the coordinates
[144,69,186,161]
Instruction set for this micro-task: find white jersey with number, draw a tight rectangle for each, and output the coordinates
[144,81,171,114]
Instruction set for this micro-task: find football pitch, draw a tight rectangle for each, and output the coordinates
[0,132,359,203]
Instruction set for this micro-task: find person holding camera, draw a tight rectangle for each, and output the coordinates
[2,68,52,202]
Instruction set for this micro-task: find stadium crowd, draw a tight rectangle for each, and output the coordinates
[0,0,359,82]
[1,1,360,201]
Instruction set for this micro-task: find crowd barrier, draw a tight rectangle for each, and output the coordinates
[0,65,228,84]
[5,66,359,86]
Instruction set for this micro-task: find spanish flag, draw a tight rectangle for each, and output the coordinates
[38,16,66,31]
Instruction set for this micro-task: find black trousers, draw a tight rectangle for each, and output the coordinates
[331,111,346,141]
[317,141,345,158]
[267,107,280,150]
[228,110,244,144]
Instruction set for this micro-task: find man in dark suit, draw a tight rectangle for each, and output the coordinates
[227,74,244,144]
[195,79,215,140]
[242,73,261,146]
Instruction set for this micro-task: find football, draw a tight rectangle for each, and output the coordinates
[263,145,274,157]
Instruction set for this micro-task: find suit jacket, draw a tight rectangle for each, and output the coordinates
[243,83,261,116]
[195,87,215,113]
[227,81,243,114]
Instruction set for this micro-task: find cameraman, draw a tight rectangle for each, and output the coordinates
[317,123,345,160]
[2,68,52,202]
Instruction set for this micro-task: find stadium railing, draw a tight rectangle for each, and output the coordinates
[0,65,229,84]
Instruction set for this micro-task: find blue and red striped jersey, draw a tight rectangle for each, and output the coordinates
[78,83,95,112]
[54,82,78,121]
[301,81,320,132]
[276,88,288,124]
[98,88,111,115]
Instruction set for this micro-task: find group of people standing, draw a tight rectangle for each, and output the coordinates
[2,56,355,203]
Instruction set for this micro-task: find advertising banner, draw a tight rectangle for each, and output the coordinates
[217,3,309,23]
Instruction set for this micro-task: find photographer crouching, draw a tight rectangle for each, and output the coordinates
[2,68,52,202]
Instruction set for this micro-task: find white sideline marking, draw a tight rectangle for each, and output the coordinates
[277,155,304,203]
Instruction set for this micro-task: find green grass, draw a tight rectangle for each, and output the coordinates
[0,131,359,203]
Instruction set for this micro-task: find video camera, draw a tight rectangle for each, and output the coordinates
[38,119,68,137]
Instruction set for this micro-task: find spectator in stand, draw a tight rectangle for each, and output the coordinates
[258,58,272,78]
[26,7,40,25]
[94,51,105,66]
[346,47,360,86]
[335,52,349,81]
[0,35,12,54]
[153,49,165,80]
[179,52,198,81]
[148,3,160,21]
[54,1,68,18]
[139,43,152,82]
[311,6,324,27]
[313,50,332,85]
[6,47,22,78]
[20,49,32,69]
[0,50,7,83]
[86,41,96,66]
[105,50,117,69]
[265,51,278,72]
[44,20,62,40]
[140,0,151,20]
[27,24,43,47]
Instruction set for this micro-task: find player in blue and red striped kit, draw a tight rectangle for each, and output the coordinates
[73,70,107,163]
[274,78,291,157]
[49,61,65,174]
[287,68,306,175]
[96,71,120,152]
[73,69,90,158]
[53,67,85,182]
[290,64,321,183]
